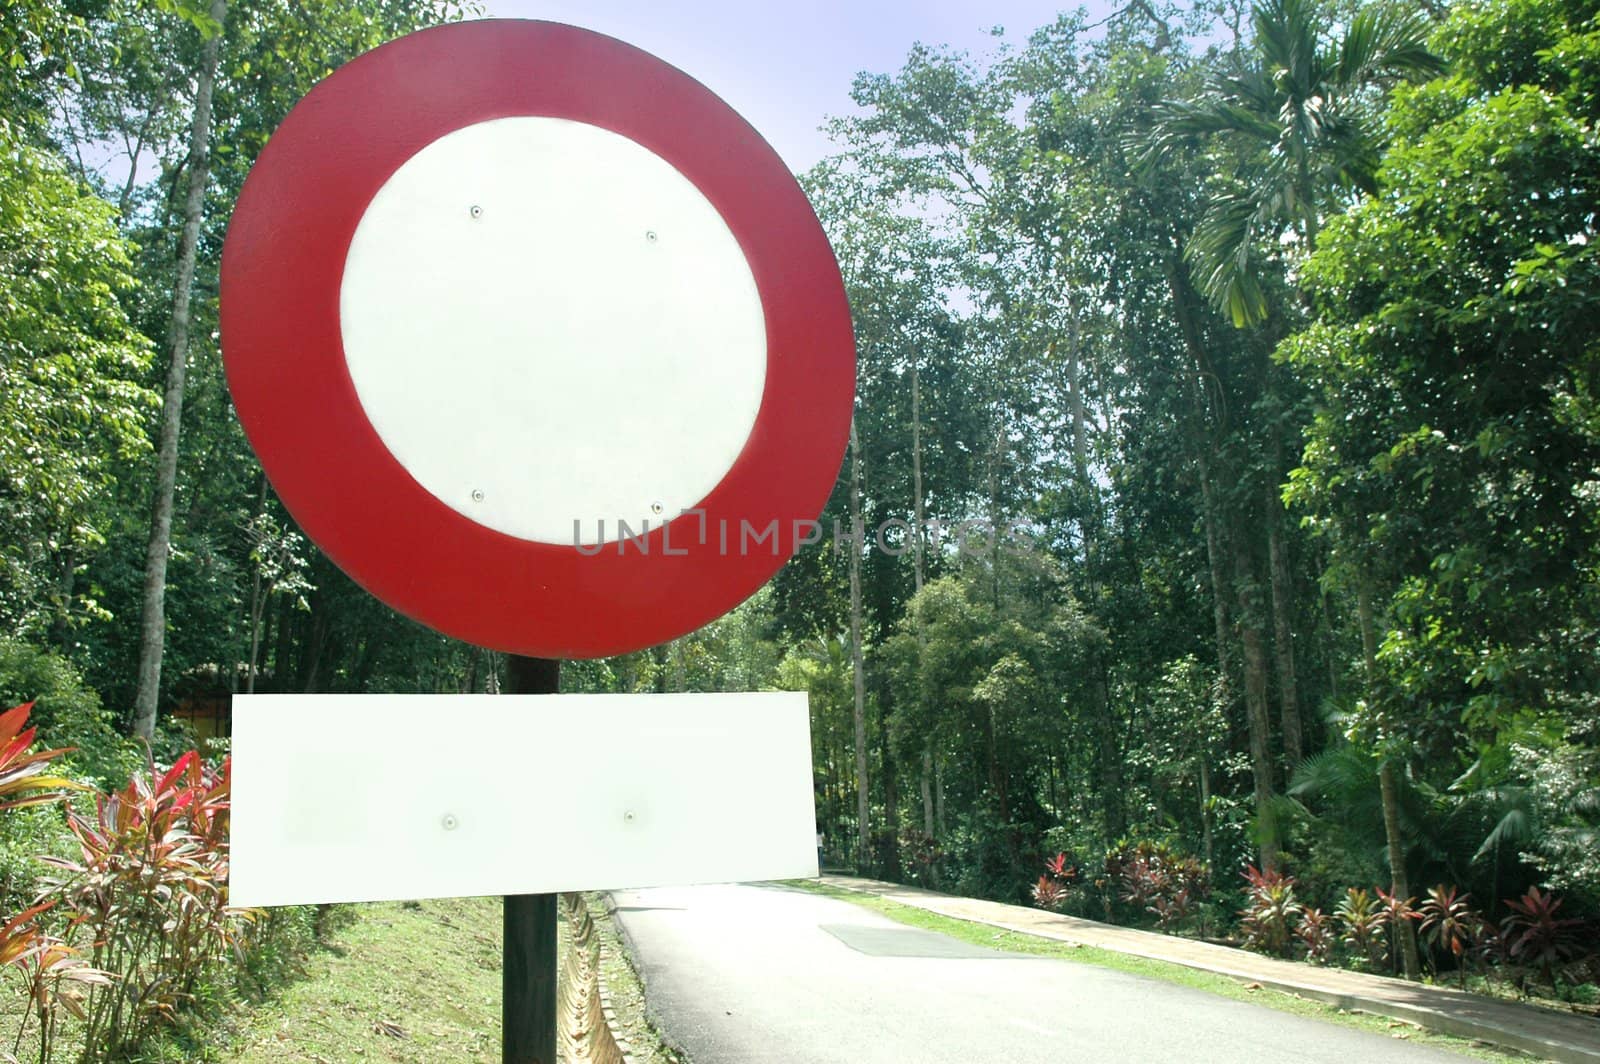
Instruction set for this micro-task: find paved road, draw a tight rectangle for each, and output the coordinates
[611,883,1471,1064]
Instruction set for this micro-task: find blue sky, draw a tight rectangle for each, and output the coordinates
[482,1,1117,172]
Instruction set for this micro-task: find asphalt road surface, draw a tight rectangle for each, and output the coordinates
[611,883,1472,1064]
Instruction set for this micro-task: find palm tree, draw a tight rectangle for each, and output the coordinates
[1149,0,1443,325]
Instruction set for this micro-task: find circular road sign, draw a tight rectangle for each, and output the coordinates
[221,20,855,659]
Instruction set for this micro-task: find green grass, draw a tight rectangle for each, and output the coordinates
[220,897,504,1063]
[207,894,681,1064]
[786,880,1533,1063]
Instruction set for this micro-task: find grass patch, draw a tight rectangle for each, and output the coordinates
[786,880,1532,1064]
[220,896,503,1063]
[204,894,681,1064]
[589,895,686,1064]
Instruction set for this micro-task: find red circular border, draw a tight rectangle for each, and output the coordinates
[221,20,854,658]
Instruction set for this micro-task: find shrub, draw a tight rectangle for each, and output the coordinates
[1376,886,1419,974]
[1030,852,1081,913]
[1116,845,1210,932]
[898,827,943,887]
[41,750,250,1058]
[1501,886,1590,990]
[1417,885,1482,985]
[0,639,136,790]
[0,702,107,1058]
[1297,907,1334,964]
[1335,887,1388,969]
[1239,865,1301,957]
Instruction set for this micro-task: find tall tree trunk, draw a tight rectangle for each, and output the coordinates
[1267,499,1303,768]
[1358,576,1421,979]
[878,696,900,879]
[910,356,937,840]
[51,548,76,652]
[1233,533,1280,870]
[130,0,228,741]
[920,749,935,835]
[1266,451,1303,770]
[848,420,871,873]
[1167,250,1235,873]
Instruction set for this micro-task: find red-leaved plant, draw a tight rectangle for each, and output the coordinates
[41,750,254,1057]
[1417,885,1482,986]
[1240,865,1301,957]
[0,702,108,1059]
[1031,853,1080,913]
[1375,886,1419,974]
[1335,887,1388,969]
[0,701,86,811]
[1501,886,1588,990]
[1297,907,1335,964]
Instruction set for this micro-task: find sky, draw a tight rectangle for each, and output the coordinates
[482,1,1118,173]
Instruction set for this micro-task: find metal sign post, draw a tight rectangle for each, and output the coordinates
[503,657,560,1064]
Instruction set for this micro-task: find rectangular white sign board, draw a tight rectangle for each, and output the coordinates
[229,692,817,907]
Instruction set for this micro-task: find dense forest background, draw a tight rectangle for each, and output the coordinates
[2,0,1596,974]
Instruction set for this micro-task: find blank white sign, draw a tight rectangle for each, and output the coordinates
[338,116,767,545]
[229,692,816,907]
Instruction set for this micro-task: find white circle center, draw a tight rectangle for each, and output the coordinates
[339,117,767,545]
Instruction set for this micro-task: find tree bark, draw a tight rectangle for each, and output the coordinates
[848,420,871,873]
[1358,576,1421,979]
[1378,757,1421,980]
[130,0,228,741]
[920,749,935,835]
[1233,533,1280,870]
[910,355,937,840]
[1267,493,1303,769]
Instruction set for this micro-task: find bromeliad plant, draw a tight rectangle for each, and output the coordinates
[41,750,252,1059]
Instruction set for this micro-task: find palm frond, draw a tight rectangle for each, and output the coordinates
[1474,806,1535,863]
[1333,3,1444,89]
[1186,189,1274,326]
[1289,744,1377,799]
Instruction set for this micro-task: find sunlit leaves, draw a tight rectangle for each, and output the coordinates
[0,126,155,633]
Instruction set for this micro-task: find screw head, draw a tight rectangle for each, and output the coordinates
[470,489,485,502]
[645,230,658,243]
[623,810,636,823]
[441,813,459,831]
[651,502,664,515]
[469,205,483,219]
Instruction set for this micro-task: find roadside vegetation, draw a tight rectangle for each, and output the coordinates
[797,880,1532,1064]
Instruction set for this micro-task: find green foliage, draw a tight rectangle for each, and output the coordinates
[0,127,155,636]
[1148,0,1443,324]
[0,637,135,790]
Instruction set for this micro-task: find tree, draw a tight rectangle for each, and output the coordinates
[130,0,227,740]
[1284,0,1600,967]
[0,123,154,640]
[1150,0,1443,326]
